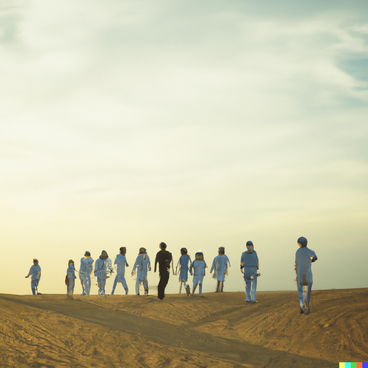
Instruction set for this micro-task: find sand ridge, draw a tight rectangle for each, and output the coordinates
[0,289,367,367]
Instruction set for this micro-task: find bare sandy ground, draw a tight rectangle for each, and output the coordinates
[0,288,367,367]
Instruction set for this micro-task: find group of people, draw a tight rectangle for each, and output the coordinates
[26,237,317,313]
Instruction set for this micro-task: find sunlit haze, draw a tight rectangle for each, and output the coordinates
[1,0,368,295]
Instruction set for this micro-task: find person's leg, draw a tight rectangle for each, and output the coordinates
[245,279,251,301]
[81,273,88,295]
[101,277,106,295]
[305,283,312,315]
[122,277,129,295]
[220,281,224,292]
[80,275,85,295]
[111,275,118,295]
[143,278,149,295]
[297,282,304,312]
[216,281,220,292]
[67,278,74,298]
[186,283,190,296]
[251,278,257,302]
[158,271,169,300]
[198,282,203,294]
[192,276,198,295]
[31,279,36,295]
[136,278,140,295]
[86,274,91,295]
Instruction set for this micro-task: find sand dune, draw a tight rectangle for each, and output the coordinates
[0,288,367,367]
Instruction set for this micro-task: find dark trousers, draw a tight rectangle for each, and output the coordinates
[158,271,169,300]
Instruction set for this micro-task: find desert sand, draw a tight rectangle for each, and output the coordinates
[0,288,367,367]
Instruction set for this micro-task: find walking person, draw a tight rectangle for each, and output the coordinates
[94,250,113,295]
[66,259,77,299]
[191,251,207,295]
[112,247,129,295]
[210,247,229,292]
[154,242,173,300]
[25,258,41,295]
[79,251,94,296]
[295,236,317,315]
[131,247,151,295]
[241,241,259,303]
[176,248,192,296]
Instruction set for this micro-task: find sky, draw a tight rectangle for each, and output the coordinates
[1,0,368,295]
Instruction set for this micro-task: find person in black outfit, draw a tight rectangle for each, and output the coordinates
[154,242,172,300]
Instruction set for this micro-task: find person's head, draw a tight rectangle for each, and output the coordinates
[68,259,74,266]
[100,250,108,260]
[139,247,146,254]
[218,246,225,255]
[180,247,187,255]
[246,240,254,253]
[33,258,39,265]
[297,236,308,248]
[120,247,126,255]
[84,251,91,258]
[195,251,204,261]
[160,242,167,250]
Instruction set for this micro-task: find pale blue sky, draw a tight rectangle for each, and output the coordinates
[1,0,367,295]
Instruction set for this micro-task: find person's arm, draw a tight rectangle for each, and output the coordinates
[131,257,139,276]
[107,258,113,272]
[36,269,41,280]
[25,267,32,278]
[210,258,216,273]
[126,258,129,268]
[240,253,244,273]
[310,250,317,262]
[154,253,158,273]
[190,260,195,275]
[147,255,151,271]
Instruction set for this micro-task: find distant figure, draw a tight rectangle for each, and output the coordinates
[112,247,129,295]
[66,259,77,299]
[295,236,317,315]
[241,241,259,303]
[131,247,151,295]
[154,242,173,300]
[25,258,41,295]
[210,247,229,292]
[94,250,113,295]
[176,248,192,296]
[191,251,207,294]
[79,251,94,296]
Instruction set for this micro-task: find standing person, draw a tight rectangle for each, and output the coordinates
[112,247,129,295]
[94,250,113,295]
[25,258,41,295]
[241,241,259,303]
[210,247,229,292]
[295,236,317,315]
[79,251,94,296]
[191,251,207,295]
[154,242,173,300]
[176,248,192,296]
[131,247,151,295]
[66,260,77,299]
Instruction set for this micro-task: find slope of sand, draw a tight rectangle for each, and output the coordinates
[0,288,367,367]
